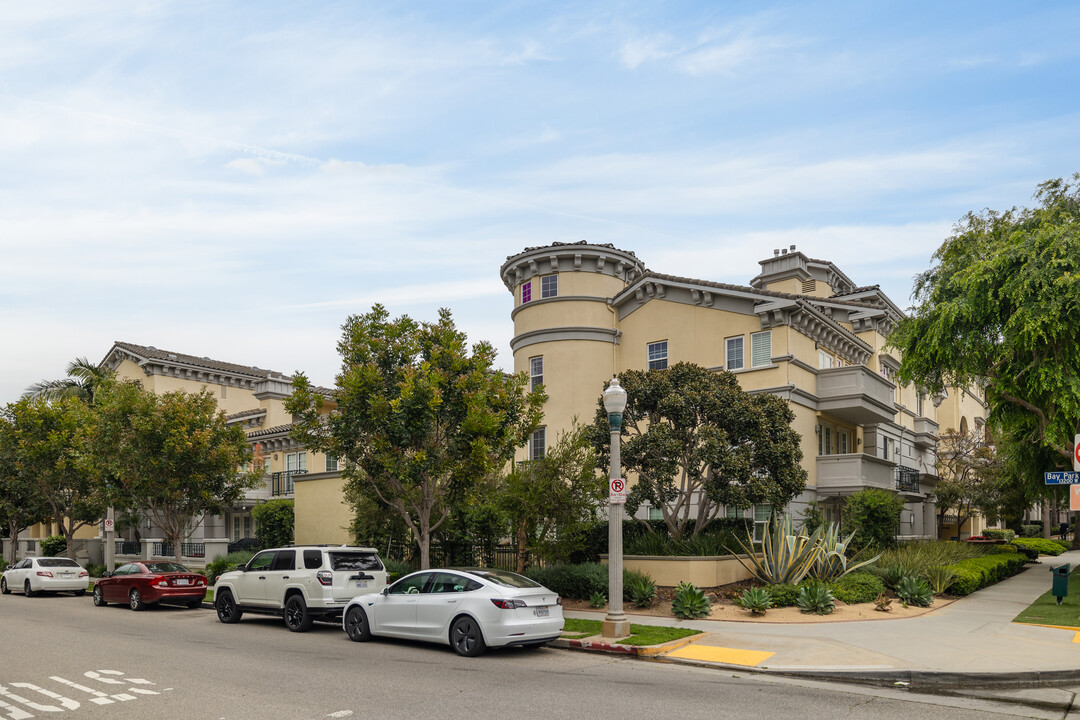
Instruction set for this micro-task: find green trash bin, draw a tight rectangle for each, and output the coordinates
[1051,563,1070,605]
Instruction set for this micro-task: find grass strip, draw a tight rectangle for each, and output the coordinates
[561,617,701,646]
[1013,564,1080,629]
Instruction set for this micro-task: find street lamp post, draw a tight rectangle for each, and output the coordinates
[602,376,630,638]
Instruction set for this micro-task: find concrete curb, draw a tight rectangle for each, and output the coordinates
[553,636,1080,690]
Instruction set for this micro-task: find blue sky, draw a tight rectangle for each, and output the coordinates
[2,1,1079,403]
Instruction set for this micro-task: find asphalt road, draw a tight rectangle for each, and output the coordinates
[0,591,1069,720]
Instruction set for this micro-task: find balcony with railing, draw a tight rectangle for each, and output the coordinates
[271,470,306,497]
[816,365,896,425]
[895,465,923,495]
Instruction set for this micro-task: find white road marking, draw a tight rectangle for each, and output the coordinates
[0,697,33,720]
[327,712,354,718]
[10,684,79,711]
[49,677,114,705]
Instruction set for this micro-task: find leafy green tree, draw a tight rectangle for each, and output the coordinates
[251,499,294,549]
[934,428,1002,539]
[890,176,1080,461]
[587,363,807,540]
[0,411,50,564]
[489,424,605,572]
[93,380,260,562]
[287,305,545,569]
[24,357,114,406]
[5,397,107,559]
[842,488,906,548]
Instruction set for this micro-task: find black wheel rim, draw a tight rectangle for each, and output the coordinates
[346,609,365,639]
[217,595,233,619]
[286,601,302,628]
[453,620,478,654]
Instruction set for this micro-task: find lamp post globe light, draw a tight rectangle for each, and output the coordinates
[602,376,631,638]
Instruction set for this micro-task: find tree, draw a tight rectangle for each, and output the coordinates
[6,397,107,559]
[93,380,260,562]
[0,410,50,565]
[287,305,545,569]
[842,488,907,549]
[251,499,294,549]
[587,362,807,540]
[889,176,1080,543]
[933,428,1002,539]
[489,424,605,572]
[24,357,114,406]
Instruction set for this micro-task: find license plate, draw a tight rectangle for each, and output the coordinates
[534,607,549,617]
[176,579,189,586]
[61,574,71,579]
[355,581,368,588]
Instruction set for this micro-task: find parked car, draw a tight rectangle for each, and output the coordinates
[227,537,261,553]
[342,568,563,657]
[1,557,89,597]
[92,561,207,610]
[214,545,388,632]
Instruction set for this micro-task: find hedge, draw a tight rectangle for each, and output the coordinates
[525,563,652,601]
[983,528,1015,542]
[829,573,886,604]
[945,553,1027,596]
[1020,524,1041,538]
[1011,538,1067,557]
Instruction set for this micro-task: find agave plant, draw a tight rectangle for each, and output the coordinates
[895,576,933,608]
[809,523,881,582]
[627,574,657,608]
[672,582,711,619]
[736,587,773,616]
[589,591,607,609]
[925,565,957,595]
[795,582,836,615]
[733,515,823,585]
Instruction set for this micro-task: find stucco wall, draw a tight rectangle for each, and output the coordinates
[293,474,353,545]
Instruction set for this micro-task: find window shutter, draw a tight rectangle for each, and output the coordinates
[751,331,772,367]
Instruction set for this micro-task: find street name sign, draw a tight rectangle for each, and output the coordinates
[609,477,627,504]
[1045,471,1080,485]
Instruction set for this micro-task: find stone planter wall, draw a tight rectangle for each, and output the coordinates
[599,553,758,587]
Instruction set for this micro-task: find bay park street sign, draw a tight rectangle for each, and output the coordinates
[1044,471,1080,485]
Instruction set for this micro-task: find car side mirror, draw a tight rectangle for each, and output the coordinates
[101,571,112,578]
[381,587,389,596]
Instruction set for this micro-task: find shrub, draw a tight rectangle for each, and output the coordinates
[86,563,107,578]
[0,559,7,573]
[736,587,772,615]
[983,528,1015,542]
[1020,524,1041,538]
[925,565,957,595]
[842,488,906,549]
[40,535,67,557]
[204,551,255,585]
[829,572,885,604]
[526,563,607,599]
[796,583,835,615]
[875,541,989,578]
[672,582,711,619]
[767,583,801,607]
[1052,539,1071,550]
[1012,538,1067,557]
[1012,544,1039,562]
[626,573,657,607]
[251,499,294,549]
[382,558,412,582]
[895,575,933,607]
[985,543,1018,554]
[878,565,909,591]
[945,553,1027,596]
[589,591,607,608]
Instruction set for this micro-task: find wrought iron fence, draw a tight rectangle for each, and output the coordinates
[153,542,206,558]
[383,542,521,572]
[271,470,306,496]
[895,466,921,493]
[114,541,140,555]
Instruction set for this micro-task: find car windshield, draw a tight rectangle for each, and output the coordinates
[463,569,541,589]
[37,559,81,568]
[144,562,189,573]
[328,552,382,571]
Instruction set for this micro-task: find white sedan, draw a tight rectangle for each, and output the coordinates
[2,557,89,597]
[342,568,563,656]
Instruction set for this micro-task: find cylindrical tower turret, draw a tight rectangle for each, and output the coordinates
[500,242,646,461]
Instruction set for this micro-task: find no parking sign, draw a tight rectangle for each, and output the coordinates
[609,477,627,505]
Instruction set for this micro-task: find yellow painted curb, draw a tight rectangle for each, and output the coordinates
[1014,621,1080,632]
[666,644,776,667]
[634,635,698,656]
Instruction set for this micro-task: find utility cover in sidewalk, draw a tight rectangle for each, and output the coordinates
[667,644,775,666]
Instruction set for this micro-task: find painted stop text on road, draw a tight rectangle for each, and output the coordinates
[0,670,159,718]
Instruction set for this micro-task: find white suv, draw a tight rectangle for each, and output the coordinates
[214,545,387,632]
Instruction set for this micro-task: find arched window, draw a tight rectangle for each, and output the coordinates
[959,416,969,435]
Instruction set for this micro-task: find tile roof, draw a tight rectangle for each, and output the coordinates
[110,341,276,379]
[226,408,267,420]
[246,423,294,438]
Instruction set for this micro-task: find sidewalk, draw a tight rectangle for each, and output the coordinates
[558,550,1080,689]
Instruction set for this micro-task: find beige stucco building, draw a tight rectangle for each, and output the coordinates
[500,242,980,539]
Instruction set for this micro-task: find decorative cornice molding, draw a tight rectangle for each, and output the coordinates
[757,300,873,365]
[500,242,645,292]
[510,326,619,352]
[510,295,611,320]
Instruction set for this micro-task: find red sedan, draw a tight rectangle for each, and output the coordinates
[92,561,207,611]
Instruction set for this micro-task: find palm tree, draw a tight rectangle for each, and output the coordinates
[24,357,114,406]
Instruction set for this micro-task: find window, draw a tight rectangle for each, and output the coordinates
[530,427,546,461]
[839,431,848,454]
[647,341,668,370]
[818,350,835,369]
[521,280,532,304]
[818,426,823,455]
[530,356,543,391]
[648,506,664,520]
[325,456,339,472]
[916,393,923,416]
[725,336,744,371]
[541,275,558,298]
[271,551,295,571]
[750,331,772,367]
[824,427,832,455]
[390,572,431,595]
[882,437,889,460]
[725,506,741,519]
[247,552,274,572]
[304,550,323,569]
[286,451,306,493]
[231,515,251,540]
[753,504,772,542]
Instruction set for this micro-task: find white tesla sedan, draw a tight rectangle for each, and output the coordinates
[342,568,563,656]
[2,557,89,597]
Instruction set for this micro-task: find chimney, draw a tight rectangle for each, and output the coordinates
[789,244,796,252]
[773,249,780,257]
